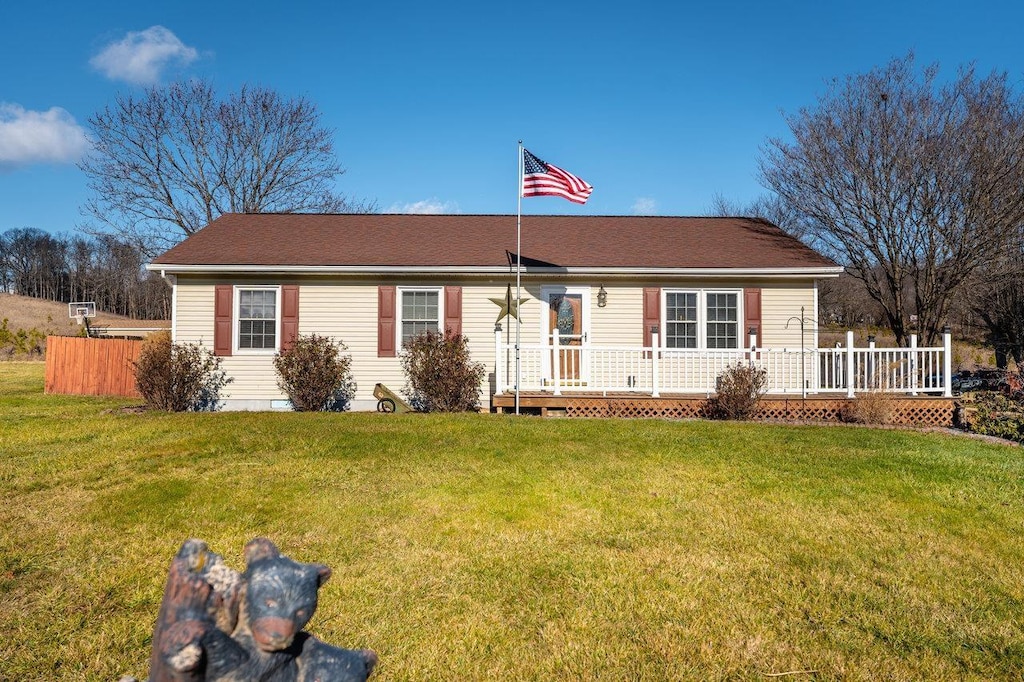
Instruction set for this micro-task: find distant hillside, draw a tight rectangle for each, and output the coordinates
[0,294,166,335]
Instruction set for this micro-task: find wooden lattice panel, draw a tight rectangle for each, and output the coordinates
[889,400,955,426]
[754,399,846,422]
[566,399,706,419]
[565,396,955,426]
[565,400,610,418]
[609,400,705,419]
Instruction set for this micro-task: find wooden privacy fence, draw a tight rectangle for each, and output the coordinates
[45,336,142,397]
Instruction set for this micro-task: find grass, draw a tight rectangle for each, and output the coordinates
[2,362,1023,680]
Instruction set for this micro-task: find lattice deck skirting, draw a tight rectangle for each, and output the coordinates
[562,396,955,426]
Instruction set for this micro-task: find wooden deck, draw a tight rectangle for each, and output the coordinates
[491,392,956,426]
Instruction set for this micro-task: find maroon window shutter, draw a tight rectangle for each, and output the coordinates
[281,285,299,351]
[214,285,233,356]
[744,288,762,346]
[444,286,462,336]
[642,287,661,347]
[378,285,396,357]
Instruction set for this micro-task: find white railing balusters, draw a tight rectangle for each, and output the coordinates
[494,334,951,397]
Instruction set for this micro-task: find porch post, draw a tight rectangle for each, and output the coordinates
[494,324,503,395]
[651,327,660,398]
[552,328,561,397]
[943,326,952,398]
[867,334,876,391]
[910,334,918,396]
[748,327,757,367]
[846,330,855,399]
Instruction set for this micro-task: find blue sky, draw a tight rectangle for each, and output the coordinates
[3,0,1024,236]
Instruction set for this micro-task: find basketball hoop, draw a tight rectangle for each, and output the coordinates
[69,302,97,321]
[69,302,97,337]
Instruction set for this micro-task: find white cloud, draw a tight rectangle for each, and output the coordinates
[387,198,460,214]
[0,104,90,168]
[90,26,198,84]
[632,197,657,215]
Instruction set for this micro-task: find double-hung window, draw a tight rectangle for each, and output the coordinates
[237,287,279,351]
[663,289,740,350]
[705,292,739,349]
[665,292,698,348]
[399,287,442,345]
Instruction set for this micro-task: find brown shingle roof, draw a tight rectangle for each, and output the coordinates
[150,214,838,271]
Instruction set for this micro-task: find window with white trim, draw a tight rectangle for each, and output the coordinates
[237,287,279,350]
[399,287,442,345]
[665,292,698,348]
[663,289,740,350]
[705,292,739,349]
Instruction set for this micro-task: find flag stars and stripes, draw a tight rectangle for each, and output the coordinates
[521,148,593,204]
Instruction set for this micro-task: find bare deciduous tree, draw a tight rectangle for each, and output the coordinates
[760,54,1024,345]
[970,227,1024,368]
[709,192,811,243]
[80,80,373,257]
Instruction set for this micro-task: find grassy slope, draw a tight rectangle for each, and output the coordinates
[2,363,1023,680]
[0,293,166,334]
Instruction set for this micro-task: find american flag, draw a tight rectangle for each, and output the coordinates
[521,148,593,204]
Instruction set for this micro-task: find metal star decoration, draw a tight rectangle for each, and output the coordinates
[489,284,526,323]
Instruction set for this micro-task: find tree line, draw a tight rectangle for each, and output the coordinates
[0,228,170,319]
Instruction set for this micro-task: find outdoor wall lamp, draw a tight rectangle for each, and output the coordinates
[597,285,608,308]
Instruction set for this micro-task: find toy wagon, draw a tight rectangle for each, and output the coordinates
[373,383,412,413]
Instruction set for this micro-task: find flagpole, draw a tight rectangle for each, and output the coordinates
[515,141,523,415]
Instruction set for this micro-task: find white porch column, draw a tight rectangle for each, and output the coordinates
[846,330,855,399]
[651,329,660,398]
[943,326,953,398]
[910,333,918,396]
[551,329,561,397]
[748,327,757,367]
[494,324,503,395]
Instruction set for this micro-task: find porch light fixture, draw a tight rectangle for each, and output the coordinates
[597,285,608,308]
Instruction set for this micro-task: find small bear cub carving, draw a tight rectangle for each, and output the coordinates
[241,537,329,652]
[143,537,377,682]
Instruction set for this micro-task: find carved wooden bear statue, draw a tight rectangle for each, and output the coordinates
[146,538,377,682]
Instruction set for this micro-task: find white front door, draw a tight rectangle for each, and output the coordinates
[541,285,590,384]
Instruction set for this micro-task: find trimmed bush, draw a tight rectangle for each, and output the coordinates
[400,330,486,412]
[706,363,768,420]
[133,330,231,411]
[273,333,355,411]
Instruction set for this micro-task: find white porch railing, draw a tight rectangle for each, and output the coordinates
[494,328,953,398]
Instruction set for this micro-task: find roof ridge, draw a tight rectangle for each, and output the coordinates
[230,212,766,219]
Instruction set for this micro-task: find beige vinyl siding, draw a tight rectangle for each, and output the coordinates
[172,275,820,406]
[298,283,385,403]
[761,283,816,348]
[174,278,287,401]
[173,281,215,345]
[300,280,533,405]
[586,285,644,346]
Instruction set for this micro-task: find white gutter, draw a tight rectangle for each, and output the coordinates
[146,263,845,278]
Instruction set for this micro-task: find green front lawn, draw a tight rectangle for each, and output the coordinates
[2,362,1023,680]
